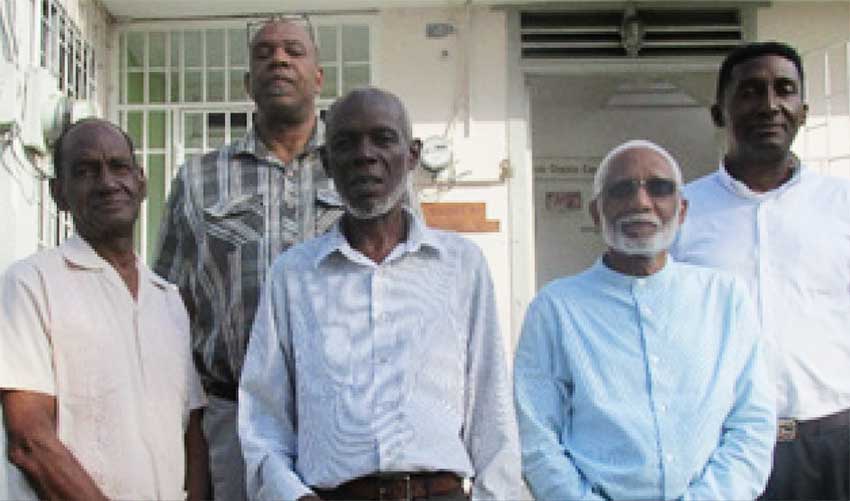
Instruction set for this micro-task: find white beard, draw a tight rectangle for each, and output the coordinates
[343,174,411,220]
[601,204,681,257]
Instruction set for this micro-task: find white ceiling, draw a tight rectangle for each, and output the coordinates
[98,0,750,21]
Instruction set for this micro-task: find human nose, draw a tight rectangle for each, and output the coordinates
[352,137,377,163]
[94,164,121,189]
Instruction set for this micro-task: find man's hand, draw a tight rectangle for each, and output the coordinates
[2,390,108,501]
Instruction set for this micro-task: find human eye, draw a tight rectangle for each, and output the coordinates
[606,180,635,199]
[252,44,273,59]
[373,129,399,145]
[776,79,798,96]
[285,42,307,57]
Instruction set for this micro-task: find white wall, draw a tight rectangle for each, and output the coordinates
[377,7,516,342]
[757,2,850,179]
[0,0,112,273]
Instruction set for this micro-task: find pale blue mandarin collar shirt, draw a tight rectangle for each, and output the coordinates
[514,257,776,500]
[239,210,522,501]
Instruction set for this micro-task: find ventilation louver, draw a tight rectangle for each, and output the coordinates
[521,8,743,59]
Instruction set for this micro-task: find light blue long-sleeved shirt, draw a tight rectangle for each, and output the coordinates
[514,257,775,501]
[238,210,523,501]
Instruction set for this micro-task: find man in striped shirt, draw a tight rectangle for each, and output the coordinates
[154,16,342,501]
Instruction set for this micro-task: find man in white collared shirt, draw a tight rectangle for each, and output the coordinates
[671,41,850,500]
[238,88,522,501]
[0,119,207,500]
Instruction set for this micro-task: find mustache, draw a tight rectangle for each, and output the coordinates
[614,213,661,228]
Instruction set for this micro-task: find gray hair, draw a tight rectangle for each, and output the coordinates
[592,139,683,200]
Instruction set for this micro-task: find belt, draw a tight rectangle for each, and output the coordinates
[314,471,463,501]
[204,381,238,401]
[777,409,850,442]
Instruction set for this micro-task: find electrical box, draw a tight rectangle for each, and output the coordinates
[0,61,22,131]
[21,66,65,156]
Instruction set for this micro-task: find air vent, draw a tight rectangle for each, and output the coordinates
[521,8,743,59]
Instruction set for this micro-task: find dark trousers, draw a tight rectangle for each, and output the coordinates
[761,412,850,500]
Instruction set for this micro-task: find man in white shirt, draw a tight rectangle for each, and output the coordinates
[0,119,207,500]
[671,41,850,499]
[238,87,522,501]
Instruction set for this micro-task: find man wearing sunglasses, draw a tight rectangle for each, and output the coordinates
[514,140,776,500]
[671,41,850,500]
[154,15,342,501]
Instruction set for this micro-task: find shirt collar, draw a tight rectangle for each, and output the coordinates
[313,207,444,268]
[591,253,676,289]
[60,235,170,290]
[231,117,325,164]
[716,155,805,200]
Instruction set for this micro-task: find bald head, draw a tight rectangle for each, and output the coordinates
[325,87,412,143]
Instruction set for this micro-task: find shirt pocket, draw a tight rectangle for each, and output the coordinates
[201,194,265,246]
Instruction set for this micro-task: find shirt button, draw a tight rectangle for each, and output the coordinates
[666,453,675,462]
[650,355,660,364]
[659,403,668,412]
[641,306,652,316]
[381,312,390,322]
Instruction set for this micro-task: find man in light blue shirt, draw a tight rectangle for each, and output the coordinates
[514,140,776,500]
[238,87,522,501]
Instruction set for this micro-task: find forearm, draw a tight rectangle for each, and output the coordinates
[8,433,108,501]
[185,409,210,501]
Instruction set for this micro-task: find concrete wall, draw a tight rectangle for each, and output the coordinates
[377,7,516,343]
[0,0,112,273]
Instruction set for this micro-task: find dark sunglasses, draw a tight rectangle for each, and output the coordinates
[604,177,678,199]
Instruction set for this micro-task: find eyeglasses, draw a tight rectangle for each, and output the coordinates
[603,177,678,199]
[246,14,315,50]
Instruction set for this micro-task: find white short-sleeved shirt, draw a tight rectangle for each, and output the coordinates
[0,236,205,500]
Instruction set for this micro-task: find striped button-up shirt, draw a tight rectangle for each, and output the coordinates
[238,210,523,501]
[154,124,342,393]
[515,258,775,500]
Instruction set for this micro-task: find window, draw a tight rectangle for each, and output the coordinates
[116,17,374,262]
[37,0,97,249]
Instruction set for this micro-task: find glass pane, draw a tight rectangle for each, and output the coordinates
[185,70,202,102]
[146,153,166,262]
[342,65,369,93]
[127,72,144,104]
[149,71,166,103]
[207,70,225,102]
[318,26,337,63]
[127,111,144,148]
[149,31,166,67]
[206,29,225,67]
[127,32,145,68]
[184,31,203,67]
[228,28,247,66]
[229,70,247,101]
[208,113,226,149]
[342,25,369,62]
[170,70,180,102]
[231,113,249,141]
[321,65,338,99]
[170,31,181,68]
[185,113,204,149]
[148,111,167,149]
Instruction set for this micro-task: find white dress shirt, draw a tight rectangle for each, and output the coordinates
[238,210,522,501]
[671,164,850,420]
[0,236,205,500]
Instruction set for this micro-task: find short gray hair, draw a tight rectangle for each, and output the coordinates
[592,139,683,200]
